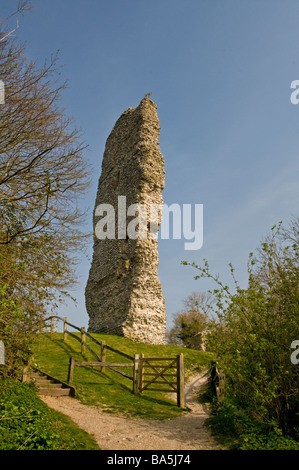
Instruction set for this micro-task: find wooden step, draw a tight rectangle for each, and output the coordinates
[36,381,64,388]
[37,387,72,396]
[35,382,62,388]
[28,368,76,397]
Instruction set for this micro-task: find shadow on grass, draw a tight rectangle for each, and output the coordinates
[39,334,184,413]
[42,333,82,358]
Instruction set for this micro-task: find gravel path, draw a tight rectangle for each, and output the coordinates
[41,371,223,450]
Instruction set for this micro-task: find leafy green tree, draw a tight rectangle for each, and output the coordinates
[166,292,211,347]
[0,3,90,375]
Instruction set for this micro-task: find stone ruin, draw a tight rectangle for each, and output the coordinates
[85,97,166,344]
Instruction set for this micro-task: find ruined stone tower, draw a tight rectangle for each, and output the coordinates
[85,97,166,344]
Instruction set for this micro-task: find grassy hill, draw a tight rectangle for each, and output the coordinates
[32,331,214,420]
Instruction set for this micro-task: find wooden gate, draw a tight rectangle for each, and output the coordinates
[139,353,184,408]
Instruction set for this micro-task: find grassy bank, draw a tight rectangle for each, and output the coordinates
[0,377,99,450]
[32,332,214,420]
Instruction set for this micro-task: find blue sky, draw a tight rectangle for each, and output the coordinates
[3,0,299,330]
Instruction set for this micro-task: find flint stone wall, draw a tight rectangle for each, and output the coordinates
[85,97,166,344]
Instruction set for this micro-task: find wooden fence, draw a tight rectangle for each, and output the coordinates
[44,315,184,408]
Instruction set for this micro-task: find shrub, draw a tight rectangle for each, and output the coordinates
[0,377,99,450]
[184,219,299,444]
[207,400,299,450]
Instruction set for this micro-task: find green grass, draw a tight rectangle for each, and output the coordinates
[0,377,100,450]
[32,332,214,420]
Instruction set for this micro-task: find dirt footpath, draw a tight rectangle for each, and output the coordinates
[41,372,223,450]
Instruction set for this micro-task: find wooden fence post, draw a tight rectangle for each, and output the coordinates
[101,341,106,372]
[177,353,185,408]
[139,353,144,393]
[22,364,29,383]
[68,356,75,383]
[63,317,67,341]
[133,354,139,394]
[81,327,86,354]
[216,368,225,403]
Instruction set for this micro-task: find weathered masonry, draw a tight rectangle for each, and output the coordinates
[85,97,166,344]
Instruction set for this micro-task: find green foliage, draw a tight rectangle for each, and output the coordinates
[0,377,99,450]
[0,247,46,377]
[183,218,299,444]
[207,401,299,450]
